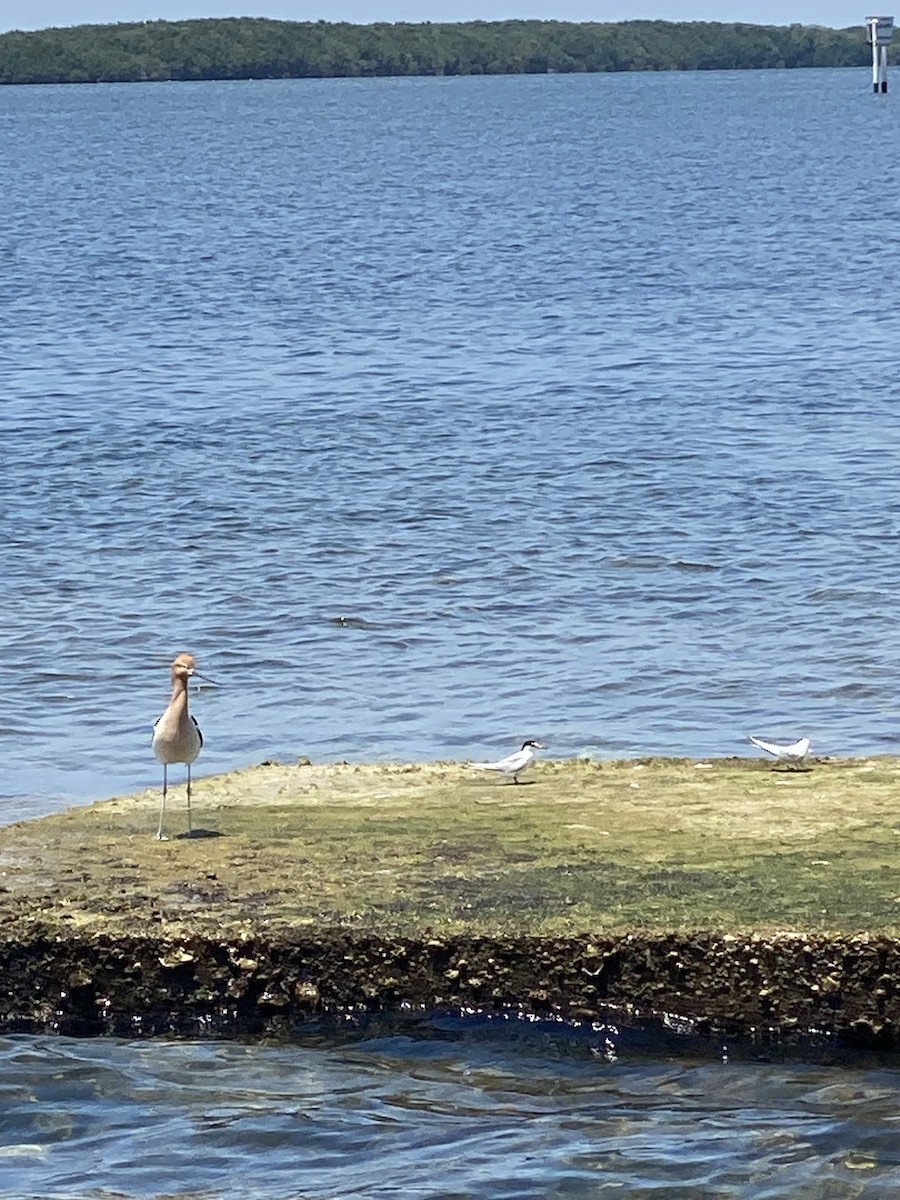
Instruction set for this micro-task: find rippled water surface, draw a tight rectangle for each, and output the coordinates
[4,64,900,1200]
[5,69,900,814]
[0,1027,899,1200]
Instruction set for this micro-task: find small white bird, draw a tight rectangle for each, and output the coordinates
[152,652,211,839]
[748,734,811,767]
[469,740,545,784]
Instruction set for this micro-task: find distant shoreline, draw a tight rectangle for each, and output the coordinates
[0,16,872,86]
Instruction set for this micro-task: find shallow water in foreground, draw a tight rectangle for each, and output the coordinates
[1,1024,899,1200]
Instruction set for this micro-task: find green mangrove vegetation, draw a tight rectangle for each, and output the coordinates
[0,17,871,86]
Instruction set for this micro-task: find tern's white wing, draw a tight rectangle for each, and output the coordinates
[470,750,524,772]
[748,735,810,760]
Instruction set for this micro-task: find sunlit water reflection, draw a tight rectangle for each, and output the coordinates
[4,70,900,820]
[3,66,900,1196]
[1,1027,900,1199]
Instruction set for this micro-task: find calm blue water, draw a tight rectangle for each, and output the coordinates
[3,66,900,1196]
[4,68,900,816]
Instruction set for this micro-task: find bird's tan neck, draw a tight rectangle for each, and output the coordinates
[169,674,190,711]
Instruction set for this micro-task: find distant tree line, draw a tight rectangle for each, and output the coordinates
[0,17,871,86]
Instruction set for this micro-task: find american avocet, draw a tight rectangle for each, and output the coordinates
[469,740,545,784]
[748,734,811,767]
[152,652,208,839]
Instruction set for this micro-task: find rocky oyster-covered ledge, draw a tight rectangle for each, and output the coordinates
[1,756,899,1050]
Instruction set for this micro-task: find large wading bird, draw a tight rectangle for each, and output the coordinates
[152,652,211,839]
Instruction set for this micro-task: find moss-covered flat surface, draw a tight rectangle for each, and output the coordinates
[3,754,899,936]
[1,755,900,1048]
